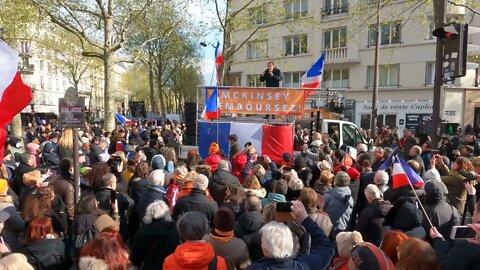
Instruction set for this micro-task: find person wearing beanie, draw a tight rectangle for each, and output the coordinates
[423,180,460,241]
[150,154,166,171]
[323,172,353,235]
[331,231,364,270]
[281,152,293,167]
[423,168,441,183]
[204,142,222,172]
[204,207,251,270]
[348,242,394,270]
[355,184,392,246]
[209,160,240,205]
[173,174,219,226]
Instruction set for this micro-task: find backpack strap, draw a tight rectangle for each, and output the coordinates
[208,254,218,270]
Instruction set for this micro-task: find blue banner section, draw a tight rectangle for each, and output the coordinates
[198,121,231,159]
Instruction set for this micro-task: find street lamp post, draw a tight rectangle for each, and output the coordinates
[370,0,381,138]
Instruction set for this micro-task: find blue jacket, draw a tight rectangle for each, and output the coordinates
[247,216,334,270]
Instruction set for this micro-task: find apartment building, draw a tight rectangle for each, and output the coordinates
[228,0,480,132]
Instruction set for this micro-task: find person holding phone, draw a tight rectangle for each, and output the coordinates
[430,201,480,269]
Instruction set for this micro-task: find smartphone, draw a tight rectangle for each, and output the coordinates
[450,226,477,240]
[110,189,117,204]
[276,201,293,212]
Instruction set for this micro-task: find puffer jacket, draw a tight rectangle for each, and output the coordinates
[323,187,353,234]
[163,241,227,270]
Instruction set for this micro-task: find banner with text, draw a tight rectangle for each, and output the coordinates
[205,87,306,115]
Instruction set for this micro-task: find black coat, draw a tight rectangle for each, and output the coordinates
[209,169,239,205]
[259,67,282,87]
[95,188,134,238]
[23,238,67,270]
[434,238,480,270]
[131,219,180,269]
[88,144,103,165]
[136,185,166,220]
[234,211,264,238]
[128,177,149,205]
[12,163,34,195]
[355,199,391,246]
[173,188,218,226]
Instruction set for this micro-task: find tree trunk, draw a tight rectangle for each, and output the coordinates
[149,66,156,112]
[10,113,22,138]
[103,13,115,131]
[156,74,166,117]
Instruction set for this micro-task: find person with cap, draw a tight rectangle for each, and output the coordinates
[209,160,240,205]
[247,200,334,270]
[422,180,461,241]
[205,142,223,172]
[323,171,353,236]
[355,184,391,246]
[163,211,227,270]
[204,207,251,270]
[0,181,24,253]
[331,231,364,270]
[347,242,395,270]
[173,174,218,226]
[12,152,35,195]
[150,154,166,171]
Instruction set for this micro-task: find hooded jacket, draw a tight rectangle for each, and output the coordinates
[323,187,353,233]
[173,188,218,226]
[131,219,180,270]
[209,169,240,204]
[23,238,66,270]
[384,197,426,239]
[424,181,461,240]
[234,211,264,238]
[355,199,391,246]
[163,241,227,270]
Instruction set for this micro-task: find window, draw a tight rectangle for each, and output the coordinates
[324,69,349,89]
[40,76,44,88]
[247,74,265,87]
[367,64,400,87]
[285,0,308,19]
[323,27,347,49]
[426,62,435,86]
[20,41,31,54]
[247,40,268,59]
[368,21,401,46]
[249,5,267,25]
[342,123,364,147]
[284,34,308,55]
[284,72,303,88]
[323,0,348,15]
[39,61,44,72]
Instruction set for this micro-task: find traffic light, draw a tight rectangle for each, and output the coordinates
[432,23,468,78]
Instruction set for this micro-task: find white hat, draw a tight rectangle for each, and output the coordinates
[423,168,441,182]
[98,153,110,163]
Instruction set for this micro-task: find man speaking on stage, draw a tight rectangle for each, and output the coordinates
[260,61,282,87]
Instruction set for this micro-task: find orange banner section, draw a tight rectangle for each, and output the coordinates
[206,87,306,115]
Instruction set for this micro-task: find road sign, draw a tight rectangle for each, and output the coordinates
[59,97,85,128]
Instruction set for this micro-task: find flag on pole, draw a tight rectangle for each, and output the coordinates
[0,40,33,165]
[115,113,135,125]
[201,87,221,121]
[214,42,224,86]
[392,155,424,189]
[301,53,326,94]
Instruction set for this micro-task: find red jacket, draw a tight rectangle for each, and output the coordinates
[163,241,227,270]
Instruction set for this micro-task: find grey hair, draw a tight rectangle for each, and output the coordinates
[364,184,381,200]
[357,143,367,152]
[148,169,165,186]
[245,195,262,212]
[260,221,294,259]
[175,165,188,176]
[143,200,172,224]
[193,174,209,190]
[177,211,209,241]
[100,173,116,188]
[78,256,108,270]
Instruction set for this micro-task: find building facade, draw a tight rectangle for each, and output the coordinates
[229,0,480,133]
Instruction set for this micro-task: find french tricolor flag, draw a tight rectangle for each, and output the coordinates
[198,121,293,164]
[392,155,424,189]
[115,113,135,125]
[301,53,326,91]
[0,40,33,165]
[201,87,221,120]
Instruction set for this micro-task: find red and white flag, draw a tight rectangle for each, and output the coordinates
[0,40,33,164]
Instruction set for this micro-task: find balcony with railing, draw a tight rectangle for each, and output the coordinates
[323,47,360,64]
[321,4,349,17]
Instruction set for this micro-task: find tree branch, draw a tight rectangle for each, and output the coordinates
[95,0,106,18]
[229,0,256,20]
[112,1,153,52]
[82,51,103,59]
[214,0,226,31]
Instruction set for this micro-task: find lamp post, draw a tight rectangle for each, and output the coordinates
[200,41,217,86]
[370,0,381,138]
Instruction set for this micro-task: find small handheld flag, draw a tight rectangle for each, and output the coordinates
[392,155,424,189]
[115,114,135,125]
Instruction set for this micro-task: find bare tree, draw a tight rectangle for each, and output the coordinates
[29,0,153,130]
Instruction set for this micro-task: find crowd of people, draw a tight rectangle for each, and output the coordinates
[0,119,479,270]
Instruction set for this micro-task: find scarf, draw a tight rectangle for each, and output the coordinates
[209,229,234,243]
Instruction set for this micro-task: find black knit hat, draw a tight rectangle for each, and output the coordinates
[213,207,235,232]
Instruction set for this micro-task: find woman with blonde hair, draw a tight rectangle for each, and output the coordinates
[242,174,266,199]
[0,253,34,270]
[56,128,75,159]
